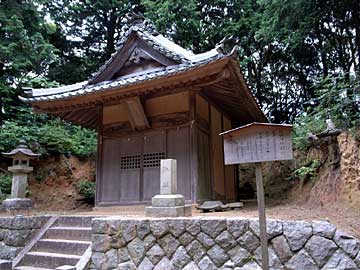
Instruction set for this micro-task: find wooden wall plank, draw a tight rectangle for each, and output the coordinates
[197,129,212,201]
[167,127,191,200]
[145,92,190,117]
[196,94,209,122]
[103,104,129,124]
[223,116,236,201]
[143,131,166,201]
[210,105,225,199]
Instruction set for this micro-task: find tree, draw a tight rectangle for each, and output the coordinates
[44,0,144,84]
[0,0,57,125]
[144,0,360,123]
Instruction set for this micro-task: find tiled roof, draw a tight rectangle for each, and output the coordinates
[20,53,225,103]
[21,17,225,103]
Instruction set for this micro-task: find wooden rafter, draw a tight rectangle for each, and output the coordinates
[124,97,149,131]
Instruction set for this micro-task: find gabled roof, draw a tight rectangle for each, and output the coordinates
[20,16,223,103]
[20,14,268,128]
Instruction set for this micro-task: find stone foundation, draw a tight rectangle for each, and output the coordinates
[91,217,360,270]
[0,216,49,260]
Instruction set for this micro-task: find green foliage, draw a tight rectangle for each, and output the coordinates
[0,0,58,125]
[293,159,321,180]
[1,0,359,154]
[143,0,360,123]
[76,180,95,203]
[293,116,326,151]
[68,125,98,157]
[0,118,97,156]
[44,0,144,84]
[293,75,360,150]
[0,173,12,201]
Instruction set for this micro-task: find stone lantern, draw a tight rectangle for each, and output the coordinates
[1,140,40,210]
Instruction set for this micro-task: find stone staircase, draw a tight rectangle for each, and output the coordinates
[14,216,93,270]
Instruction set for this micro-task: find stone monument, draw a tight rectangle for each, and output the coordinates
[1,140,40,210]
[145,159,191,217]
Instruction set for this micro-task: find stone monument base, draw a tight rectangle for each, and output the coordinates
[2,198,33,210]
[151,194,185,207]
[145,204,192,217]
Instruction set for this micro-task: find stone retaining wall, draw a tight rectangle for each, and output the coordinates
[91,217,360,270]
[0,216,49,260]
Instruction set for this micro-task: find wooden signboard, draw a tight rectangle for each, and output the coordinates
[221,123,293,165]
[220,122,293,270]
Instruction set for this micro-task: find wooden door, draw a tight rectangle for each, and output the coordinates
[167,127,191,200]
[118,136,141,202]
[100,139,122,204]
[142,131,166,201]
[197,130,212,200]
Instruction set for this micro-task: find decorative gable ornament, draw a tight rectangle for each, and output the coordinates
[125,47,152,66]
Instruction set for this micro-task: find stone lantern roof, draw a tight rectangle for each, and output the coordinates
[2,140,41,159]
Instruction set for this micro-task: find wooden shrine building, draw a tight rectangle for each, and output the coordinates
[21,15,267,206]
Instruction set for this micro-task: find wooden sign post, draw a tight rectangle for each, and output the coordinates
[220,123,293,270]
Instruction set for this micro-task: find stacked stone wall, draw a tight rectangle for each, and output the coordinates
[0,216,49,260]
[91,217,360,270]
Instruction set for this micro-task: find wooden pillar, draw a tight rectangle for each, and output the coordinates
[255,162,269,270]
[95,104,103,207]
[189,91,198,203]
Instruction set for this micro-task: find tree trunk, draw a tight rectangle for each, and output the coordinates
[104,9,117,59]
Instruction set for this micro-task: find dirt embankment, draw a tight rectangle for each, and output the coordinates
[27,154,95,211]
[290,132,360,210]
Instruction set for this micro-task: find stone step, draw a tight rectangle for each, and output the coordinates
[15,266,53,270]
[55,216,94,228]
[32,238,91,256]
[44,227,92,241]
[19,252,81,269]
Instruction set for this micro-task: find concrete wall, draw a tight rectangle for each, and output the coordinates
[0,216,49,260]
[91,217,360,270]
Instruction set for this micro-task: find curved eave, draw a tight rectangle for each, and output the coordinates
[20,54,231,109]
[2,149,41,158]
[228,58,268,123]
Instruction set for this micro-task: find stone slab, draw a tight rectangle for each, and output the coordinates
[152,194,185,207]
[184,205,192,216]
[0,260,11,270]
[160,159,177,195]
[145,205,192,217]
[2,198,33,210]
[56,265,76,270]
[8,165,33,173]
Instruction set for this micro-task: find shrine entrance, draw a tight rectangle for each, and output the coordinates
[97,127,193,205]
[99,131,165,204]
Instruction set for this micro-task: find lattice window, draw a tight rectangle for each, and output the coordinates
[120,155,141,170]
[144,152,165,168]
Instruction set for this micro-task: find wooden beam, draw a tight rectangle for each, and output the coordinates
[124,97,150,131]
